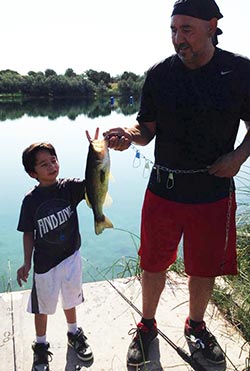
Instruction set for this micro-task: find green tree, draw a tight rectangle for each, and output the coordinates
[45,69,57,78]
[96,80,109,97]
[65,68,76,78]
[120,71,139,81]
[85,69,111,85]
[0,70,24,94]
[117,76,144,99]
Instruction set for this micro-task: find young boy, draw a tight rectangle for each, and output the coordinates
[16,142,93,371]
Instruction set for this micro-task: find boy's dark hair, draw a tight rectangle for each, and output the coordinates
[22,142,57,173]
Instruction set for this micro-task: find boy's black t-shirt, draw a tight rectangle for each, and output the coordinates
[137,48,250,203]
[17,178,85,273]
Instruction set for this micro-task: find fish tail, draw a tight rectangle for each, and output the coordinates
[95,216,113,235]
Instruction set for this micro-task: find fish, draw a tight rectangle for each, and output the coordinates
[85,136,113,235]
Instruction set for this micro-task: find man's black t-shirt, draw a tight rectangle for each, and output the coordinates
[17,178,85,273]
[137,48,250,203]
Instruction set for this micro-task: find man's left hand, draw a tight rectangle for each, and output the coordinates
[208,151,241,177]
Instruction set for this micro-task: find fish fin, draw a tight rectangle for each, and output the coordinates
[103,192,113,207]
[85,193,92,209]
[109,172,115,182]
[95,216,113,235]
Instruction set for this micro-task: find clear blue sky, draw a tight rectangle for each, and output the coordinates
[1,0,249,76]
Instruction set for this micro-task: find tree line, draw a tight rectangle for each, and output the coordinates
[0,68,145,100]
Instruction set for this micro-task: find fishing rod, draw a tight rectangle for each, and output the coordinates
[109,277,242,371]
[83,257,206,371]
[6,260,17,371]
[105,276,207,371]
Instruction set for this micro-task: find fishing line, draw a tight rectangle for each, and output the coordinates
[82,256,207,371]
[6,260,17,371]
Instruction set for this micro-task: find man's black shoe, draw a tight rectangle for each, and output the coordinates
[184,318,225,364]
[127,321,158,366]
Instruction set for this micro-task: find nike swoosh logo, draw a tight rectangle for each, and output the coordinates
[220,70,232,75]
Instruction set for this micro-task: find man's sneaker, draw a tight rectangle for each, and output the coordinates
[127,321,158,366]
[32,342,53,371]
[67,327,93,361]
[184,318,225,364]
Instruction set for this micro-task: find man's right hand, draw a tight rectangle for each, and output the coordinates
[103,127,132,151]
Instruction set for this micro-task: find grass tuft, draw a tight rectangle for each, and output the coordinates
[212,221,250,342]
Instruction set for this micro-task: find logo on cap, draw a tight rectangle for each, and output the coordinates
[174,0,188,4]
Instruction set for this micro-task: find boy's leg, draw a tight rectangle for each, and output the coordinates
[61,252,93,361]
[32,313,53,370]
[35,313,48,337]
[64,307,76,324]
[65,307,93,362]
[64,307,78,334]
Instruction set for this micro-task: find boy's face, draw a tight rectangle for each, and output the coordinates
[29,149,59,186]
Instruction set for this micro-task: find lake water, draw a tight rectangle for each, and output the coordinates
[1,104,250,292]
[0,104,155,292]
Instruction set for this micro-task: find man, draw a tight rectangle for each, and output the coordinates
[104,0,250,367]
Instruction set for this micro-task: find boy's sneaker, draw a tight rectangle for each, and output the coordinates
[184,318,225,364]
[67,327,93,361]
[127,321,158,366]
[32,342,53,371]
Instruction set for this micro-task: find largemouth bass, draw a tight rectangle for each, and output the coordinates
[85,137,113,235]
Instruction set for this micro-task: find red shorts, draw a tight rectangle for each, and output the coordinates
[139,189,237,277]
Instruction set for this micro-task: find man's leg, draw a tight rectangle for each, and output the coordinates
[188,276,215,321]
[142,270,167,318]
[127,270,166,366]
[185,276,225,364]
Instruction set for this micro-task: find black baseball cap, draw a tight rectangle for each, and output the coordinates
[171,0,223,21]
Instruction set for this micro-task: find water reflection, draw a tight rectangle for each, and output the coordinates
[0,97,140,121]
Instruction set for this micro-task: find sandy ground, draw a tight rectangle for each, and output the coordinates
[0,273,249,371]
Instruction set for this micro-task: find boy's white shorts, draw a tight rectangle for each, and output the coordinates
[27,250,84,314]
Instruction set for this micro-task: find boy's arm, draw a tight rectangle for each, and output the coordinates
[17,232,34,287]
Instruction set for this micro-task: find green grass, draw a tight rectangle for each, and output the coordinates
[212,222,250,342]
